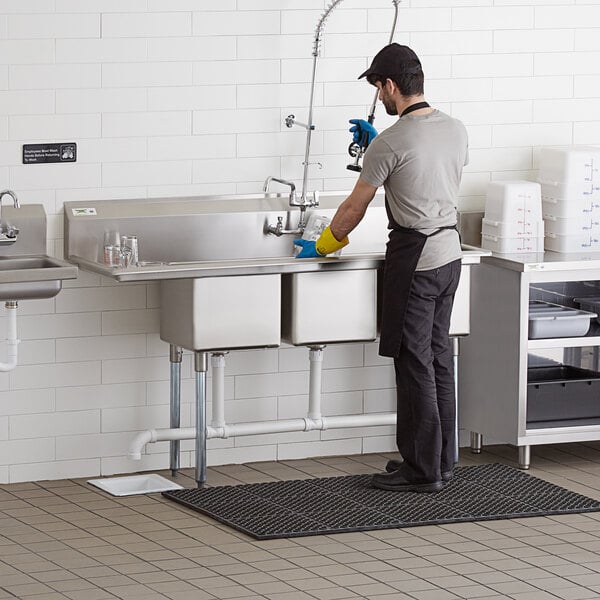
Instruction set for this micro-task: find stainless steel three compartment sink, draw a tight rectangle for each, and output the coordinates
[64,193,489,351]
[64,193,391,351]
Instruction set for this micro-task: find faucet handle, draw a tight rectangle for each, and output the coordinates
[5,225,19,238]
[312,190,320,207]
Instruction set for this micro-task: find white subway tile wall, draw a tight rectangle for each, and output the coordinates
[0,1,598,483]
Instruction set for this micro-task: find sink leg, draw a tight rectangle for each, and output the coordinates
[470,431,482,454]
[518,445,531,470]
[452,337,459,465]
[194,351,208,488]
[169,345,183,477]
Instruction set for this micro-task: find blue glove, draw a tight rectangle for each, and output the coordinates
[294,238,322,258]
[349,119,378,147]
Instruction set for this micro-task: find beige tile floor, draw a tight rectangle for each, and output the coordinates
[2,443,600,600]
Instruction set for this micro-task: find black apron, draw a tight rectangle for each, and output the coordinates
[378,101,457,358]
[379,224,456,357]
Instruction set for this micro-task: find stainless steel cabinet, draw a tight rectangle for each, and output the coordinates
[458,253,600,469]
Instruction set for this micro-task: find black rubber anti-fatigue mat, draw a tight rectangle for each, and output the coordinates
[163,463,600,540]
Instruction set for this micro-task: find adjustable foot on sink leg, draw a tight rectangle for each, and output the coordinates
[518,445,531,470]
[470,431,482,454]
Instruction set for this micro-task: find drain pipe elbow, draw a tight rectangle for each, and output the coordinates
[128,429,155,460]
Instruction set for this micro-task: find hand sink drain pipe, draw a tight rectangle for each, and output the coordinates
[0,301,19,372]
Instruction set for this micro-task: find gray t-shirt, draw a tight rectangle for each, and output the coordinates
[360,109,468,271]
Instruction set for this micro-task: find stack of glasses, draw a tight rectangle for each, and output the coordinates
[540,146,600,253]
[481,180,544,254]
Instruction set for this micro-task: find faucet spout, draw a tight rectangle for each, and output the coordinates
[0,189,20,213]
[263,177,296,201]
[0,190,20,244]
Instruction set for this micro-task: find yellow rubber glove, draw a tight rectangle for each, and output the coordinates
[315,226,349,256]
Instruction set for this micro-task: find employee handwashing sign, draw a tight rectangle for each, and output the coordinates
[23,142,77,164]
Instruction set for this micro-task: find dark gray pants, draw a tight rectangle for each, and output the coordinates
[394,259,461,483]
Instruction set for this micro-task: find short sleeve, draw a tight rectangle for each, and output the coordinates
[359,137,396,188]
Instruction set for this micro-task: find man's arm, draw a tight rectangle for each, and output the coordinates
[330,177,379,241]
[294,177,379,258]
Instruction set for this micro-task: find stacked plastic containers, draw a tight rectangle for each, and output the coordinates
[481,180,544,253]
[540,146,600,252]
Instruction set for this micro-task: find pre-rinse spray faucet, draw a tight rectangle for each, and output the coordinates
[265,0,400,235]
[264,0,346,236]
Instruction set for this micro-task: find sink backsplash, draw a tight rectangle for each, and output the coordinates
[0,205,48,257]
[65,192,389,265]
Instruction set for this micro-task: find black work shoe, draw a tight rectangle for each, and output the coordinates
[371,470,443,493]
[385,459,454,482]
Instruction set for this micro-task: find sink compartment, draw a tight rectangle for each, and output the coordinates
[282,269,377,346]
[160,274,281,351]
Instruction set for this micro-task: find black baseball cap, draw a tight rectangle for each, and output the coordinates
[358,43,422,80]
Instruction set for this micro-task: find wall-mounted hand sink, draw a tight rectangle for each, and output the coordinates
[0,255,78,300]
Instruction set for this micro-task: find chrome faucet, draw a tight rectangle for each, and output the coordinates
[264,177,320,236]
[263,176,297,206]
[0,190,20,244]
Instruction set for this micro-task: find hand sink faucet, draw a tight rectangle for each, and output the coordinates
[0,190,20,244]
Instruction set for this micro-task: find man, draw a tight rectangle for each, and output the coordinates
[295,43,468,493]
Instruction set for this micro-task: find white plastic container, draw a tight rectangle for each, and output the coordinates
[481,233,544,254]
[545,231,600,253]
[541,181,600,202]
[528,300,597,339]
[482,217,544,239]
[542,195,597,219]
[538,146,600,188]
[301,211,330,242]
[484,180,542,224]
[543,213,600,236]
[294,212,343,257]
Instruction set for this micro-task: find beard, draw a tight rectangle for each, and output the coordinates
[384,100,398,115]
[380,92,397,115]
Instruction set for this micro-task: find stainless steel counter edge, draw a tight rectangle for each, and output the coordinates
[484,251,600,272]
[71,247,489,283]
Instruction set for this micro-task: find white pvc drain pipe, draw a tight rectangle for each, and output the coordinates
[0,301,19,372]
[128,346,396,460]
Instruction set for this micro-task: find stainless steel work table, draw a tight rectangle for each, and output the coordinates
[459,250,600,469]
